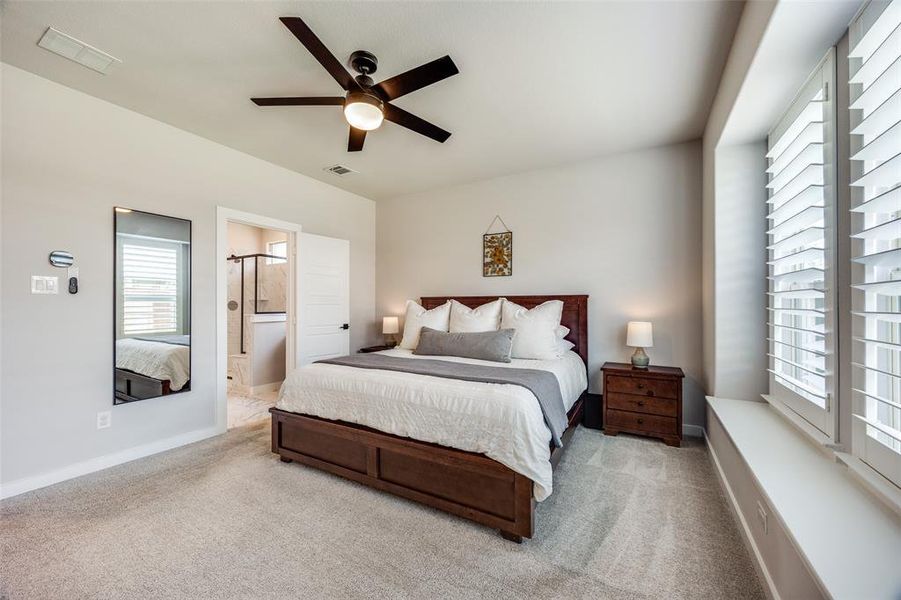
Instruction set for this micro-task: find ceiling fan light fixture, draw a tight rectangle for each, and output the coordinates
[343,93,384,131]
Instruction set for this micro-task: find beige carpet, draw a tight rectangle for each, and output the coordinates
[1,424,764,600]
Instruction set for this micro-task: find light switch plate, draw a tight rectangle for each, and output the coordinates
[31,275,59,294]
[97,411,111,429]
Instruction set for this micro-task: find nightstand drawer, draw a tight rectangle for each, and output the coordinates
[605,375,679,400]
[605,392,677,417]
[606,409,677,436]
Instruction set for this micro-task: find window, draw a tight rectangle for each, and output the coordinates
[848,0,901,486]
[121,240,180,336]
[266,240,287,265]
[766,50,837,438]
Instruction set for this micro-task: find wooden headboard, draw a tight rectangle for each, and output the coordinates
[420,295,589,366]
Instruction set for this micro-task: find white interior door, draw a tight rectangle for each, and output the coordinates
[298,233,350,366]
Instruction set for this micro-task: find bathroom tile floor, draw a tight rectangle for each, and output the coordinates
[227,389,279,429]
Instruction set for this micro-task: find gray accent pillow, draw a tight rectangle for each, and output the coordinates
[413,327,515,363]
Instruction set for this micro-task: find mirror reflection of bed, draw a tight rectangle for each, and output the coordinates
[226,222,289,428]
[114,208,192,404]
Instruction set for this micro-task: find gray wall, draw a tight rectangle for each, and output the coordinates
[376,141,706,431]
[0,65,376,489]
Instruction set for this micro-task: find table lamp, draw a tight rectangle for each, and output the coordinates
[626,321,653,368]
[382,316,399,347]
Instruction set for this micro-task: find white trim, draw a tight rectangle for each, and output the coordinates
[683,424,706,438]
[0,425,219,499]
[217,207,300,435]
[705,430,780,600]
[761,393,834,450]
[834,451,901,518]
[249,313,286,323]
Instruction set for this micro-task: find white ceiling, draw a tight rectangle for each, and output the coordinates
[1,1,743,200]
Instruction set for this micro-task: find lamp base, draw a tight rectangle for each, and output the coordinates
[631,347,650,369]
[383,334,397,348]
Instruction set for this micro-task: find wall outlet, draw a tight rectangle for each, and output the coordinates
[756,500,768,535]
[31,275,59,294]
[97,411,112,429]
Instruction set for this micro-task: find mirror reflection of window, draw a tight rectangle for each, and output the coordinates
[114,208,191,404]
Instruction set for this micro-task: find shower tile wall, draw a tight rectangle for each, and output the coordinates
[226,222,288,389]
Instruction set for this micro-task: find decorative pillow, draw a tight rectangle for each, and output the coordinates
[557,339,575,354]
[556,325,570,339]
[414,327,515,363]
[500,300,565,360]
[399,300,451,350]
[449,299,503,333]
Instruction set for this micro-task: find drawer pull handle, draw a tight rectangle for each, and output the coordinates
[637,383,645,389]
[647,390,655,397]
[637,400,645,406]
[637,418,644,424]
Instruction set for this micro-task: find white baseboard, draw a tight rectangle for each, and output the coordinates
[683,424,705,438]
[0,425,221,500]
[705,431,780,600]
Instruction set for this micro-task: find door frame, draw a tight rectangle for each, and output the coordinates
[216,207,301,433]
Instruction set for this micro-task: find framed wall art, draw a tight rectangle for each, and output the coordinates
[483,216,512,277]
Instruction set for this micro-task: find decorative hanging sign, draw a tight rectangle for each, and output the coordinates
[483,215,512,277]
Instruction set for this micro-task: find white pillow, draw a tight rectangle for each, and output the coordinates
[558,339,575,354]
[500,300,564,359]
[556,325,570,339]
[449,299,503,333]
[399,300,450,350]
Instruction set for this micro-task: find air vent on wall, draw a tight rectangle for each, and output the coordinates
[37,27,121,74]
[324,164,357,176]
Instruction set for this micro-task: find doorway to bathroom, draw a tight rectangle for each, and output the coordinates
[225,221,290,428]
[215,207,301,432]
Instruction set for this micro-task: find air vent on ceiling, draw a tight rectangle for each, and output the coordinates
[37,27,121,74]
[324,164,357,176]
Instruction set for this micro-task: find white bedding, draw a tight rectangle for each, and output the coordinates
[276,348,587,500]
[116,338,190,392]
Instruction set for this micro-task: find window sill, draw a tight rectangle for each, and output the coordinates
[761,394,833,449]
[707,397,901,599]
[762,393,901,516]
[834,451,901,518]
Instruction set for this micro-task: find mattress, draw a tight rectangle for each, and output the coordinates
[276,348,588,500]
[115,338,190,392]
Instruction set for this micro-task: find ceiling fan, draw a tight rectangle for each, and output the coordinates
[252,17,459,152]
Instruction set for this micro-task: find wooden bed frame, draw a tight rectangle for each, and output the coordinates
[115,367,173,403]
[269,294,589,542]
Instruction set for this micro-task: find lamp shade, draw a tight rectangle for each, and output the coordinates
[626,321,653,348]
[382,316,400,335]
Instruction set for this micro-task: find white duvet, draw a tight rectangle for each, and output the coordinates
[276,348,587,500]
[116,339,190,392]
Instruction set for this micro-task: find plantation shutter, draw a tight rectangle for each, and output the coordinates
[848,0,901,486]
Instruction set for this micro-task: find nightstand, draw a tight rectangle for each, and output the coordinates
[601,362,684,447]
[358,344,396,353]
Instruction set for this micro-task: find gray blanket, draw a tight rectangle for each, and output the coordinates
[318,353,568,447]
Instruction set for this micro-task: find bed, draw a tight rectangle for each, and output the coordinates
[269,294,588,542]
[115,335,191,401]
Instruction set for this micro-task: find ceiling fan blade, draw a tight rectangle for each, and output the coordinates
[373,55,458,101]
[251,97,345,106]
[279,17,359,91]
[383,103,451,143]
[348,127,367,152]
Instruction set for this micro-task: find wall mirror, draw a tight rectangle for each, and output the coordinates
[114,208,191,404]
